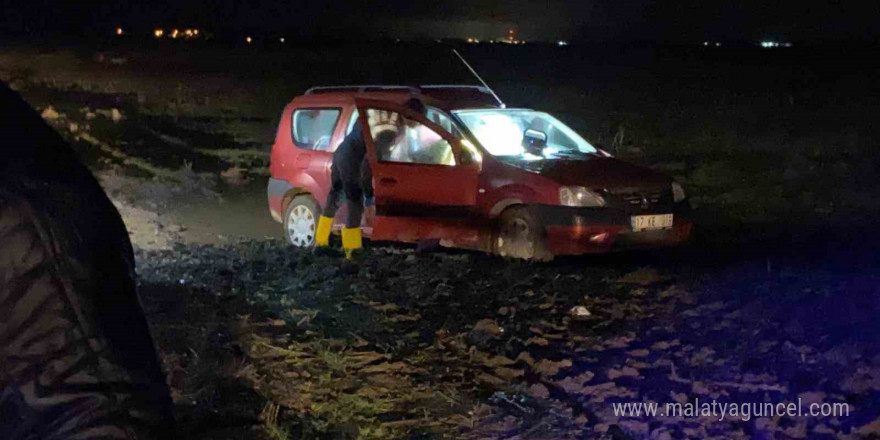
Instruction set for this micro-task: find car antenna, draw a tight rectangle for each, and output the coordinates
[452,49,506,108]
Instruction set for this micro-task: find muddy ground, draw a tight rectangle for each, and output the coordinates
[4,43,880,439]
[134,240,880,439]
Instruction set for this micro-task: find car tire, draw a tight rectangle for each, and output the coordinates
[283,195,320,247]
[494,206,553,261]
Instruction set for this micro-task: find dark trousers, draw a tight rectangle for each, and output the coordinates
[323,160,372,228]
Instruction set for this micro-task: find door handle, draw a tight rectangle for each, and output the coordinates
[379,177,398,186]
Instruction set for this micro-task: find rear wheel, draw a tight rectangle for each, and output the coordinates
[494,206,552,261]
[284,195,319,247]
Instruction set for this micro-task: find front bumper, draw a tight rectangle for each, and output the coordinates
[537,203,693,255]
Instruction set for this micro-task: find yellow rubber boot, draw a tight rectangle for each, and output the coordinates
[315,215,333,247]
[341,227,363,259]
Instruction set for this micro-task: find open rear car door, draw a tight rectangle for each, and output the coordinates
[355,98,482,246]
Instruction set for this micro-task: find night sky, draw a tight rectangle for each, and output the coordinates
[3,0,879,43]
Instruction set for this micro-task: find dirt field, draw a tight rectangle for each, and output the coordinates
[3,41,880,439]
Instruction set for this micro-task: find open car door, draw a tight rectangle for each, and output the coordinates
[355,98,481,246]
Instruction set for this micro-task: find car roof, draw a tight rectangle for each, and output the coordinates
[290,85,502,112]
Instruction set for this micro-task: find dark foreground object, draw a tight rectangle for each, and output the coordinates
[0,84,173,439]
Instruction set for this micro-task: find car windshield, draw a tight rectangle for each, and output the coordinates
[453,109,596,158]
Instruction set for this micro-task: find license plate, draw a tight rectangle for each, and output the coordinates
[631,214,673,232]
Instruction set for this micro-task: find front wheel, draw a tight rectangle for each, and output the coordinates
[494,206,552,261]
[283,195,319,247]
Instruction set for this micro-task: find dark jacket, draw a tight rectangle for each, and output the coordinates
[332,120,374,202]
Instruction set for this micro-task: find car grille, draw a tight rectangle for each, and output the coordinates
[620,192,662,206]
[609,190,667,211]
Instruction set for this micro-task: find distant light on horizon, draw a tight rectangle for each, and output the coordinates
[116,27,123,36]
[761,41,791,48]
[150,26,206,40]
[246,36,253,44]
[558,40,568,46]
[280,37,285,43]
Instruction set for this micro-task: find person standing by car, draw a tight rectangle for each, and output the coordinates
[315,97,427,259]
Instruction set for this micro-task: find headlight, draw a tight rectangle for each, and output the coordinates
[672,182,686,203]
[559,186,606,207]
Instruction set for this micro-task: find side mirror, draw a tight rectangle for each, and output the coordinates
[522,129,547,155]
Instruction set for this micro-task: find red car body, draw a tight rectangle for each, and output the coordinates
[268,85,691,257]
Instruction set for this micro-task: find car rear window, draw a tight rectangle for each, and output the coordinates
[291,108,340,151]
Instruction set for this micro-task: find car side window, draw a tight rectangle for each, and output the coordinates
[365,108,456,166]
[425,107,483,165]
[425,107,462,138]
[291,108,340,151]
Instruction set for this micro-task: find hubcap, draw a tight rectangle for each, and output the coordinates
[509,218,531,240]
[499,217,534,257]
[287,205,316,247]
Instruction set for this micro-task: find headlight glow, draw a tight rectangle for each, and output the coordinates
[559,186,606,207]
[672,182,686,202]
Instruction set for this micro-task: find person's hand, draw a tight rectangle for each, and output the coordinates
[368,110,401,136]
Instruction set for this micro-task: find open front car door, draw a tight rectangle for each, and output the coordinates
[355,98,482,246]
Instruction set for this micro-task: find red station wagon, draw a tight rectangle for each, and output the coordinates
[268,85,692,259]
